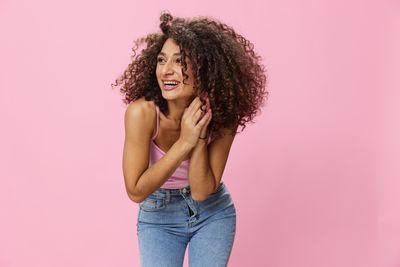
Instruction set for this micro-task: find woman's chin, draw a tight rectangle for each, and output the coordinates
[161,87,194,100]
[161,90,178,100]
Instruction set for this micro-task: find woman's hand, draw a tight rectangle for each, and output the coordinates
[198,95,212,139]
[179,95,212,148]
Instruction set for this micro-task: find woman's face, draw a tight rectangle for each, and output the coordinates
[156,38,195,101]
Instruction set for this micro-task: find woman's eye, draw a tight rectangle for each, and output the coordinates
[156,57,182,65]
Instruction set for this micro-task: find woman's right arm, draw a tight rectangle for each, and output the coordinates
[122,99,193,203]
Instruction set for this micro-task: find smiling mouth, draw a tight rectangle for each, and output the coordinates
[162,80,181,91]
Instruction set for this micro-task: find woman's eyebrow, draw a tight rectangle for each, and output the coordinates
[158,52,181,56]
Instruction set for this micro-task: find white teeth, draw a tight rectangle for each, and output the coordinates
[163,81,179,85]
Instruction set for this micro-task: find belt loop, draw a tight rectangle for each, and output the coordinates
[166,190,170,203]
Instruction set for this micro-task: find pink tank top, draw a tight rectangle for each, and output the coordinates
[150,104,212,189]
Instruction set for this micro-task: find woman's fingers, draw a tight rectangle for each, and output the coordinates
[186,95,211,127]
[194,107,204,123]
[188,97,202,115]
[196,109,211,129]
[186,97,197,113]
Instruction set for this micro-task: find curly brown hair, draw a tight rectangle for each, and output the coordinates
[111,11,268,140]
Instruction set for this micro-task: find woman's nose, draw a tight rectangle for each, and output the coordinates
[162,60,174,75]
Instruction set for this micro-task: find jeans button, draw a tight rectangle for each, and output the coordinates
[182,188,187,194]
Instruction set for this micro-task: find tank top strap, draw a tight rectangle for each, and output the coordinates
[207,133,212,144]
[152,104,160,140]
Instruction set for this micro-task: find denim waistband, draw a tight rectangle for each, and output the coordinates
[155,184,191,195]
[153,182,224,197]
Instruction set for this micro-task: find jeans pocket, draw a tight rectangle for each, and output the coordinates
[139,197,166,212]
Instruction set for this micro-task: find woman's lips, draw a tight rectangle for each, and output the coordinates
[163,82,180,91]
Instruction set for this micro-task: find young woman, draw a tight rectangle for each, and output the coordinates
[112,11,268,267]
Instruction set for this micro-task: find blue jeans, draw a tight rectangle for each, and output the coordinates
[136,182,236,267]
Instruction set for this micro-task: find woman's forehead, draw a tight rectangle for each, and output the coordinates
[158,51,181,57]
[160,38,180,53]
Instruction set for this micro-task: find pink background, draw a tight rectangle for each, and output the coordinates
[1,0,399,266]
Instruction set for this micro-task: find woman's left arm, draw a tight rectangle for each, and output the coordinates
[188,127,236,201]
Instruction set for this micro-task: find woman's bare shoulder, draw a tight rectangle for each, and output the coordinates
[125,97,157,133]
[126,97,156,117]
